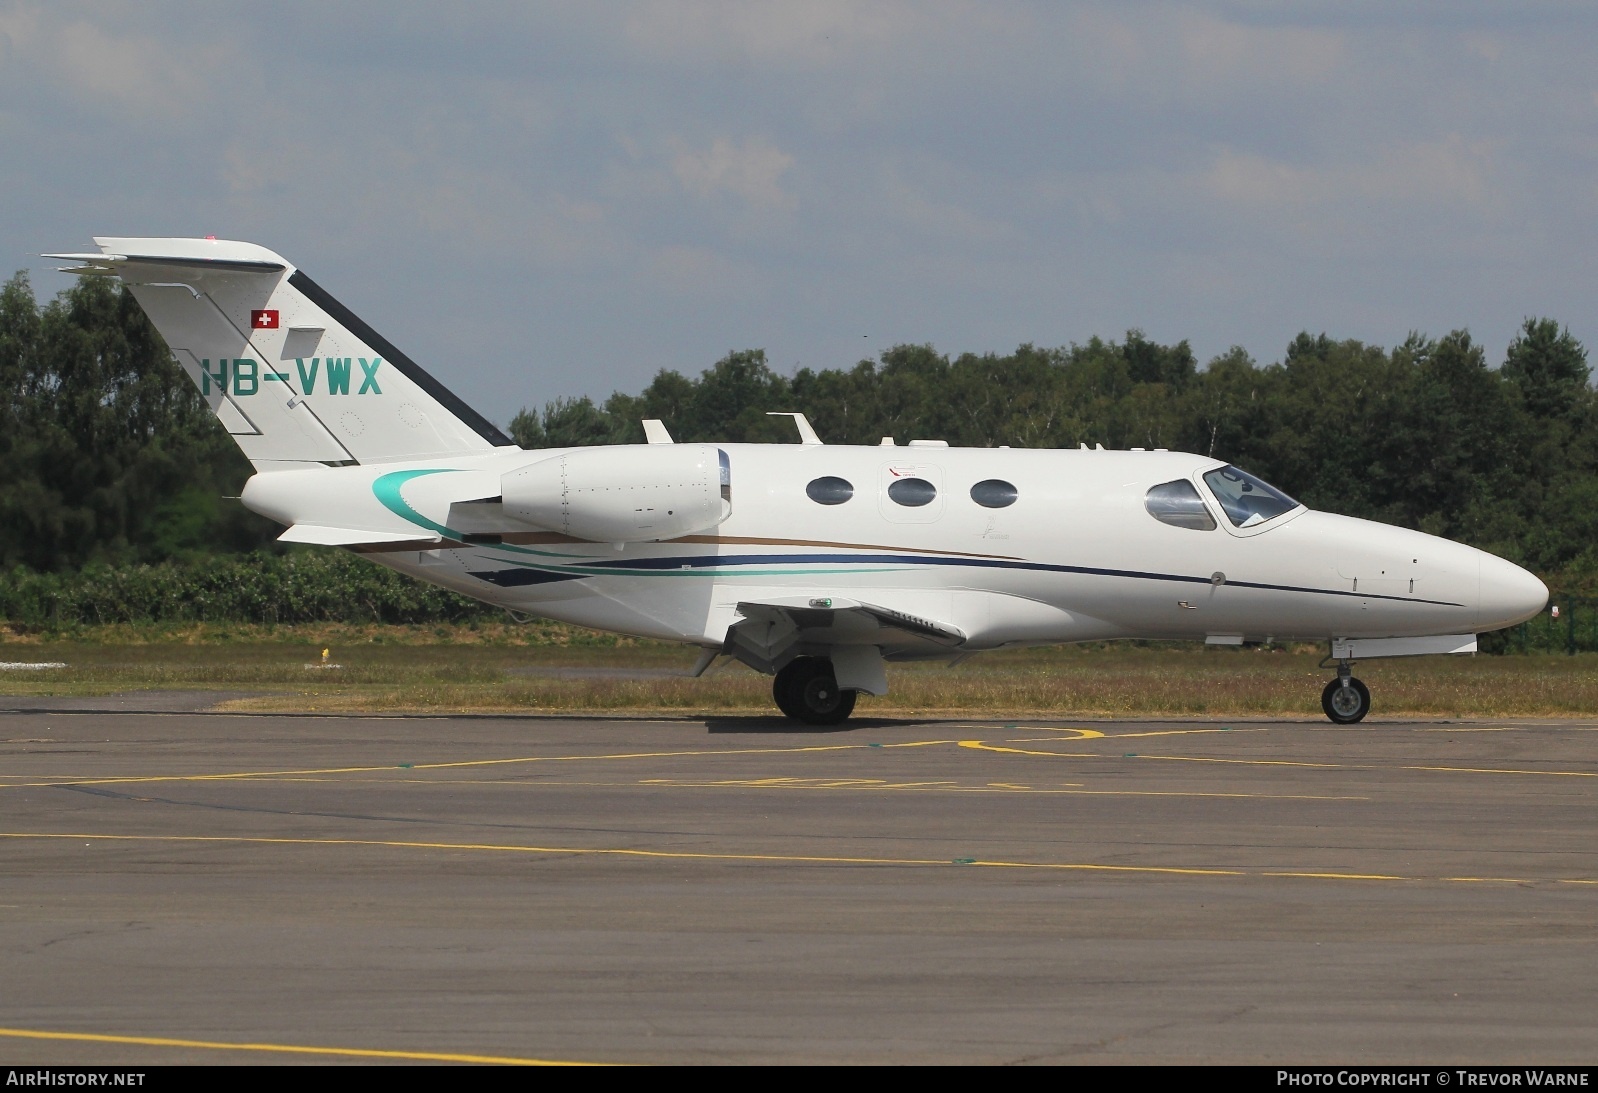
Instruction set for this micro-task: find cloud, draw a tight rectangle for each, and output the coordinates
[671,136,797,210]
[0,4,236,123]
[1065,6,1347,104]
[876,164,1014,247]
[1175,11,1346,91]
[8,1,1598,407]
[621,1,917,68]
[1204,136,1496,211]
[647,244,757,296]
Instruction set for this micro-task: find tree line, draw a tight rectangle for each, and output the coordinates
[511,327,1597,588]
[2,272,1594,597]
[0,272,268,573]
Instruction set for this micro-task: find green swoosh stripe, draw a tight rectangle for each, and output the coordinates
[371,469,586,559]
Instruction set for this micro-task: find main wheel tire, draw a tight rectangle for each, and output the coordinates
[1321,676,1371,724]
[773,657,857,725]
[772,661,806,719]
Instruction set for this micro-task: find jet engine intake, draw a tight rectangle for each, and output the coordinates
[501,445,731,543]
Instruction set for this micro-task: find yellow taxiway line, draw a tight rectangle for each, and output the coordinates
[0,1026,603,1065]
[3,723,1592,791]
[2,831,1591,888]
[0,738,957,790]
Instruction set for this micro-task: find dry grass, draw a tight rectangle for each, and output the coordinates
[0,619,643,648]
[0,633,1594,719]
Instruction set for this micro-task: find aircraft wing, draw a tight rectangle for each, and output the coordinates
[723,596,966,678]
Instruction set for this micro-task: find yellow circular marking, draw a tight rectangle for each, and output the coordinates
[959,740,1101,757]
[0,1026,604,1065]
[1103,727,1268,739]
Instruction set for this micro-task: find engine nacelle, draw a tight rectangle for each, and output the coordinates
[501,444,731,543]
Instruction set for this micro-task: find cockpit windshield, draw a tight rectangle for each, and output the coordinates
[1201,465,1299,528]
[1145,480,1216,530]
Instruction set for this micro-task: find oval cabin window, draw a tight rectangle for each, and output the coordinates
[887,477,937,507]
[805,476,854,505]
[969,479,1018,508]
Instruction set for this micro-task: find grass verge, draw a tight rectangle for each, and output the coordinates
[0,628,1594,719]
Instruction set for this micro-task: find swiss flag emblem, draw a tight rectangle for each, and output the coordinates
[250,309,280,329]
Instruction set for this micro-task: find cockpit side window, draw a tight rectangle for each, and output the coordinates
[1145,480,1217,530]
[1202,465,1299,528]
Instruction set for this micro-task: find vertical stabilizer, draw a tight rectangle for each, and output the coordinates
[48,238,514,469]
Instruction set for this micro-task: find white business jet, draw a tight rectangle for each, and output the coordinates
[48,238,1549,724]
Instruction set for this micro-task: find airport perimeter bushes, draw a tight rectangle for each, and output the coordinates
[0,552,500,630]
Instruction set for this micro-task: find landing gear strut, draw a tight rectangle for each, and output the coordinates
[1321,661,1371,724]
[773,656,857,725]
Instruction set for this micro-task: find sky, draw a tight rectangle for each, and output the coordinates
[3,1,1597,425]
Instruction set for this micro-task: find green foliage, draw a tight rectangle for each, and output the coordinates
[1503,318,1590,419]
[0,551,497,628]
[0,271,278,571]
[6,266,1597,637]
[506,323,1598,588]
[509,395,624,448]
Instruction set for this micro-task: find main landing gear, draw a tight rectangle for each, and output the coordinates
[773,656,857,725]
[1321,661,1371,724]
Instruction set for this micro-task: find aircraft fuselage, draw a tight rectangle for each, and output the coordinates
[241,442,1545,654]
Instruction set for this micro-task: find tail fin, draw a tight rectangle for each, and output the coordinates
[48,238,513,470]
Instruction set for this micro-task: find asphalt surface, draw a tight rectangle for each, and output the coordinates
[1,695,1596,1065]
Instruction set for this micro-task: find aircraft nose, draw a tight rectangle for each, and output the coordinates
[1477,553,1548,631]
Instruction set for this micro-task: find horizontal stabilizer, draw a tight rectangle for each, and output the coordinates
[48,252,286,274]
[279,525,443,547]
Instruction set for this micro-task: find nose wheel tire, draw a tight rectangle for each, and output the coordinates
[1321,676,1371,724]
[773,657,858,725]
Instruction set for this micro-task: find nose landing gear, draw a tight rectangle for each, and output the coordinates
[773,656,858,725]
[1321,661,1371,724]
